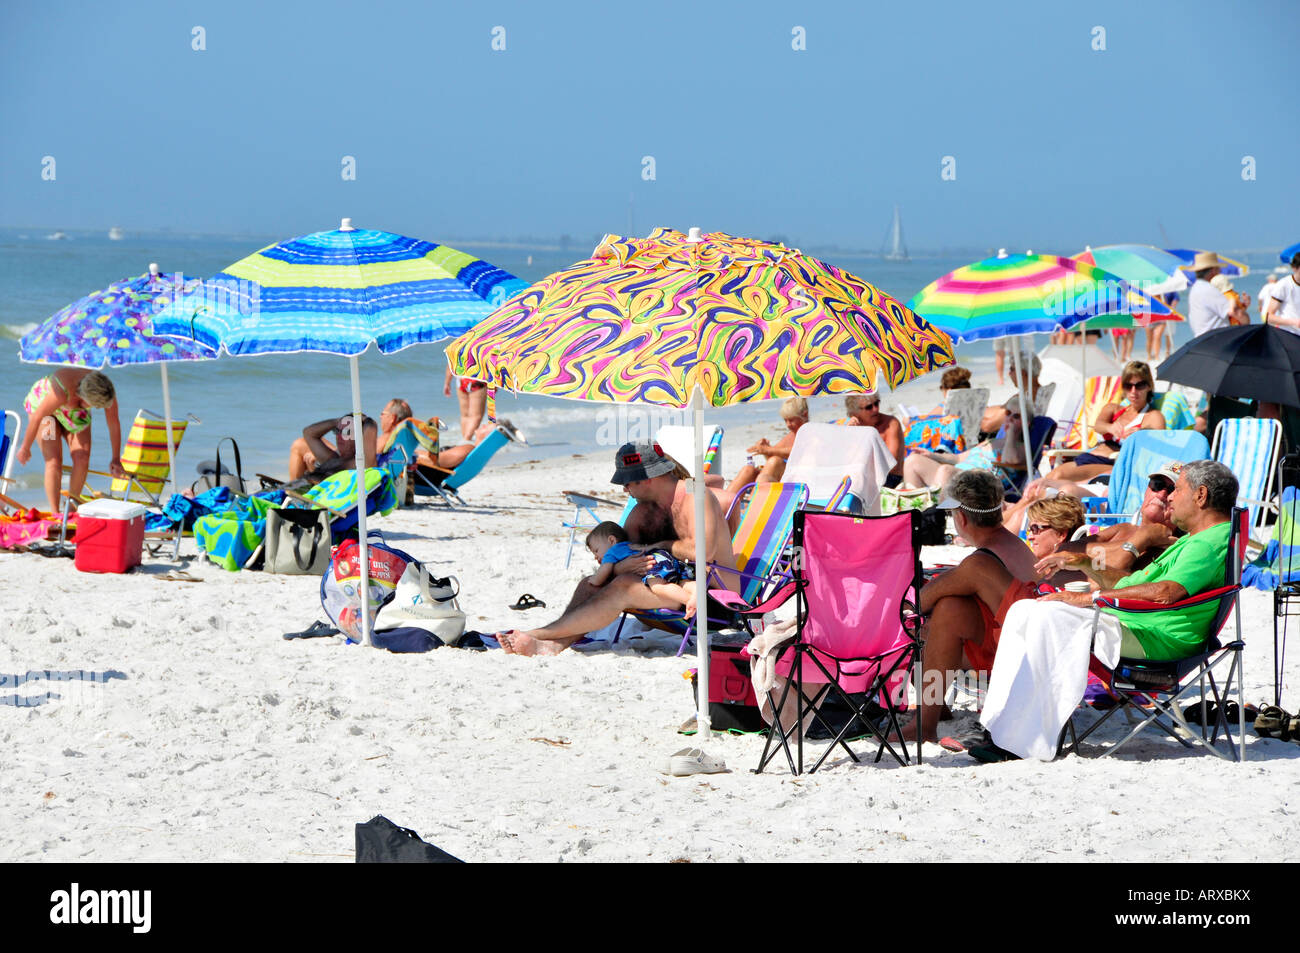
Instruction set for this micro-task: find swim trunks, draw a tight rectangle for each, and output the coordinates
[966,578,1038,673]
[457,378,486,394]
[24,375,91,435]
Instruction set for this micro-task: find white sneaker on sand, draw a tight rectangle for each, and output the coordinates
[660,747,727,777]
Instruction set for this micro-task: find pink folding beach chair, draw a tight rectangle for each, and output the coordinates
[746,509,924,775]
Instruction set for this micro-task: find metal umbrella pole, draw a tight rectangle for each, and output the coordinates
[350,355,371,647]
[691,387,711,738]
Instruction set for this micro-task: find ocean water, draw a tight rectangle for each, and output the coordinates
[0,227,1281,507]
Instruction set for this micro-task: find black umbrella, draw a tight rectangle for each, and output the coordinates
[1158,324,1300,408]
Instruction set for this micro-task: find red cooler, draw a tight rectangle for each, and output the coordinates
[74,499,146,573]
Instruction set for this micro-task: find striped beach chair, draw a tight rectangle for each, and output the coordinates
[1212,417,1282,542]
[1044,375,1123,467]
[64,409,196,507]
[616,481,810,655]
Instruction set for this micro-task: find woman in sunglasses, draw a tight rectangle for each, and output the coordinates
[1024,496,1085,560]
[1045,360,1164,483]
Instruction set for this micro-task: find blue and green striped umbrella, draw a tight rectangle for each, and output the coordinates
[154,221,529,356]
[155,220,528,646]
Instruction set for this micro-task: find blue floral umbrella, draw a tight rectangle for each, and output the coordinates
[18,265,216,501]
[155,219,529,645]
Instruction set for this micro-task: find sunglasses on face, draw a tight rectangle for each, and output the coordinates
[1148,477,1174,493]
[861,401,880,410]
[1026,523,1056,536]
[1124,380,1150,390]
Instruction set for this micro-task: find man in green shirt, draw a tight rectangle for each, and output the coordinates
[979,460,1238,760]
[1032,460,1237,659]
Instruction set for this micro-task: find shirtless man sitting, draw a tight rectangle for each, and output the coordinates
[498,441,737,657]
[844,392,905,488]
[288,414,378,481]
[1034,462,1183,581]
[904,470,1042,743]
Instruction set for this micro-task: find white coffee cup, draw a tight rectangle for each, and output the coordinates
[1064,581,1092,593]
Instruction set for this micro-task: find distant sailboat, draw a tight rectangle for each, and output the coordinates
[883,205,908,262]
[108,226,124,240]
[46,231,68,240]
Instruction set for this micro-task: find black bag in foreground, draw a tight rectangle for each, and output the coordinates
[355,815,464,863]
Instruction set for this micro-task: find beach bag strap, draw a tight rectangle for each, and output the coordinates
[216,437,244,488]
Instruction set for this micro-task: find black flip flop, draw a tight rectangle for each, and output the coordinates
[283,621,339,640]
[509,593,546,611]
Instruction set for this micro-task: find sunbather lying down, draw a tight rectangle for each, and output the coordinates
[497,440,734,657]
[413,419,524,473]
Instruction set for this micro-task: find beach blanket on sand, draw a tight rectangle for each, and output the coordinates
[0,508,61,548]
[980,600,1123,761]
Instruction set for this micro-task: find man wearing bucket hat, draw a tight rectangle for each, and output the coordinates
[497,441,737,657]
[1187,251,1249,337]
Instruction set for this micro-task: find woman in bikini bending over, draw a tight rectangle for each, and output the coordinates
[16,368,123,513]
[1045,361,1164,483]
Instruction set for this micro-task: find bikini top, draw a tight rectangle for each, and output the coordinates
[1100,400,1153,449]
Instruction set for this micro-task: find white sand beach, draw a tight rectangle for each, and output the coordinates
[2,389,1298,864]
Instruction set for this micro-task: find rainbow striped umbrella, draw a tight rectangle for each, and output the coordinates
[447,226,952,754]
[1165,248,1250,279]
[1073,245,1190,297]
[907,253,1175,343]
[157,220,528,645]
[446,227,954,407]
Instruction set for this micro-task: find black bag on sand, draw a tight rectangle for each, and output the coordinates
[355,815,464,863]
[916,505,949,547]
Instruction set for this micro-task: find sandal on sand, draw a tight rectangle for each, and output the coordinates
[283,621,339,641]
[509,593,546,611]
[1181,701,1244,724]
[160,569,202,583]
[967,740,1021,763]
[940,728,990,753]
[1253,705,1292,739]
[659,747,727,777]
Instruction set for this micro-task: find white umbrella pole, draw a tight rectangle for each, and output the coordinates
[350,355,371,647]
[692,388,711,737]
[159,362,181,560]
[1010,340,1032,472]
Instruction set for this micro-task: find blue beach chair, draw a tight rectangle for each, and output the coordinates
[1211,417,1281,543]
[413,428,511,507]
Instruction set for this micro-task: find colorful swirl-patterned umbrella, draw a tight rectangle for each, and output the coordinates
[446,226,952,746]
[445,227,954,409]
[19,270,214,368]
[154,222,530,356]
[1165,248,1250,279]
[907,253,1176,342]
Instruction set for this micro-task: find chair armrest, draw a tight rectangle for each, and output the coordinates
[1094,584,1239,613]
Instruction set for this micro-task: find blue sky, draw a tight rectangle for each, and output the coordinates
[2,0,1296,252]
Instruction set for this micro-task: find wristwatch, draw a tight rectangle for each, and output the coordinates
[1121,542,1139,557]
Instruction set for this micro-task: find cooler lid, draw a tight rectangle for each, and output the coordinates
[77,499,148,520]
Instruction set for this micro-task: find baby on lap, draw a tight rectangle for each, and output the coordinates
[584,521,695,611]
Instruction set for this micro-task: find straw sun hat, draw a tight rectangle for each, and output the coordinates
[1191,251,1222,272]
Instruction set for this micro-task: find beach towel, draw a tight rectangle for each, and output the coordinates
[1244,485,1300,590]
[1154,391,1196,431]
[193,494,280,571]
[904,413,965,454]
[0,508,60,548]
[981,600,1124,761]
